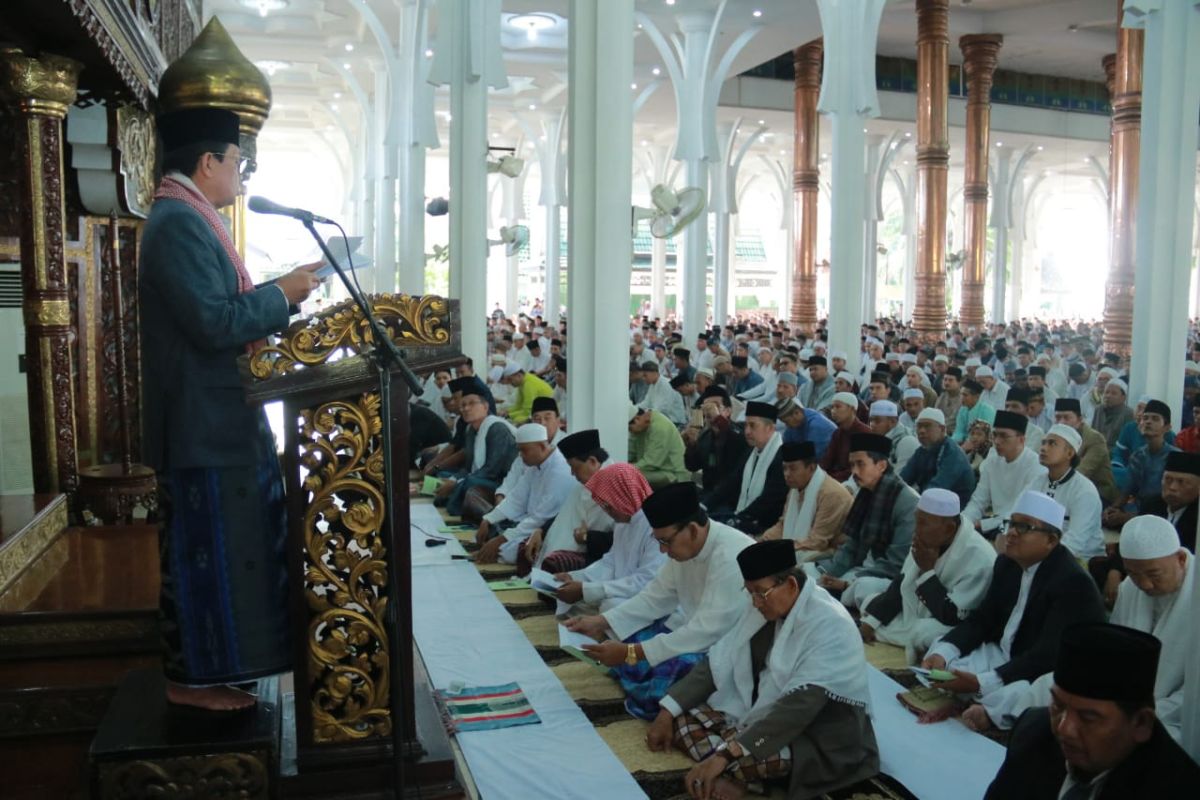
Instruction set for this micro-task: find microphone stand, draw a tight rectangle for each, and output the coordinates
[299,219,421,796]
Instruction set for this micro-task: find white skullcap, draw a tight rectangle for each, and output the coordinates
[1036,353,1052,363]
[1108,378,1128,395]
[903,388,925,401]
[917,408,946,426]
[488,365,504,382]
[512,331,526,340]
[900,353,917,364]
[1011,490,1066,531]
[490,353,507,364]
[813,341,828,351]
[906,365,925,376]
[533,326,544,334]
[934,354,950,363]
[1119,515,1182,560]
[835,371,856,384]
[502,362,524,378]
[885,351,900,361]
[832,392,859,408]
[696,367,714,379]
[965,357,982,367]
[1100,367,1120,379]
[975,366,994,378]
[917,487,960,517]
[515,423,549,444]
[627,403,643,422]
[831,350,848,361]
[866,337,883,346]
[870,400,899,417]
[1046,423,1082,452]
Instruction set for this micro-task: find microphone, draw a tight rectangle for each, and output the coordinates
[247,195,335,225]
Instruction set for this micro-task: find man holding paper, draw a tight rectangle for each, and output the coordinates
[527,429,616,573]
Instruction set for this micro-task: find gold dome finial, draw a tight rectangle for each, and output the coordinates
[158,16,271,175]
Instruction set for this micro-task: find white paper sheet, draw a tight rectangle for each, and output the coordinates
[529,567,563,595]
[558,623,600,649]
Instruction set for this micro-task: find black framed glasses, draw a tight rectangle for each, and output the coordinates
[653,523,689,547]
[209,151,251,177]
[745,580,786,603]
[1003,519,1054,536]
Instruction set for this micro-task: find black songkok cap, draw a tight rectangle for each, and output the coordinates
[1054,623,1160,705]
[731,355,749,368]
[643,482,700,528]
[744,401,778,421]
[992,410,1028,434]
[448,377,472,394]
[1165,450,1200,476]
[1055,397,1082,415]
[808,355,828,367]
[531,397,558,416]
[780,441,816,462]
[1143,399,1171,424]
[1006,387,1031,405]
[700,385,730,401]
[946,366,963,379]
[669,373,692,389]
[737,540,796,581]
[674,348,691,359]
[870,371,892,384]
[1028,365,1047,377]
[962,379,984,395]
[849,432,892,457]
[558,429,600,460]
[157,108,241,152]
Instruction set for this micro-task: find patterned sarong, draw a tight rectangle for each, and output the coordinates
[674,703,792,791]
[158,434,291,685]
[611,619,704,720]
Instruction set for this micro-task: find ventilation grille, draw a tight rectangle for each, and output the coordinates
[0,271,20,309]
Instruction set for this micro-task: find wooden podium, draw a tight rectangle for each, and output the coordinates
[241,293,465,798]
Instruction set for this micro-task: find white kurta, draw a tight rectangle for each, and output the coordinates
[534,482,614,569]
[962,448,1047,531]
[483,448,578,562]
[570,510,666,612]
[737,433,783,512]
[604,521,753,665]
[1022,422,1044,455]
[1028,469,1105,559]
[981,380,1010,413]
[639,378,687,426]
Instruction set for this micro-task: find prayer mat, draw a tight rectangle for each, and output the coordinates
[515,613,559,648]
[436,682,541,733]
[864,642,910,672]
[497,587,552,620]
[594,718,694,799]
[551,661,624,702]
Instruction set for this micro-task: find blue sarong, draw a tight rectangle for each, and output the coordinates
[611,619,704,720]
[158,439,291,686]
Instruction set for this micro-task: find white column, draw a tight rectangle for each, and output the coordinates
[395,0,436,294]
[1009,179,1026,318]
[545,203,561,322]
[1126,0,1200,426]
[372,66,396,295]
[500,169,526,315]
[861,134,884,322]
[429,0,507,369]
[650,236,667,318]
[987,148,1011,321]
[567,0,634,459]
[901,167,917,322]
[639,144,673,318]
[712,120,767,325]
[816,0,886,359]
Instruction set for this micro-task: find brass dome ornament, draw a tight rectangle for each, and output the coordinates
[157,16,271,178]
[0,48,83,117]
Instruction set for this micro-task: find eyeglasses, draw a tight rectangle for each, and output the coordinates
[1004,520,1054,536]
[209,151,251,177]
[653,523,689,547]
[746,580,785,603]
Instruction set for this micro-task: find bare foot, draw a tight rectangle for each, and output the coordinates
[712,776,746,800]
[960,703,994,732]
[166,681,257,712]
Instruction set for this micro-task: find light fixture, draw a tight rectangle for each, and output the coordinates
[758,119,765,125]
[666,0,676,5]
[641,139,649,146]
[424,48,434,58]
[996,141,1003,147]
[344,43,354,52]
[333,91,342,99]
[631,82,638,90]
[752,9,763,17]
[343,62,352,70]
[243,0,288,17]
[528,103,537,110]
[1037,145,1044,151]
[509,13,555,42]
[904,131,912,137]
[652,66,661,76]
[255,59,290,76]
[330,103,338,111]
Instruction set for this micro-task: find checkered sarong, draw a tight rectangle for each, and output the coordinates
[673,704,791,790]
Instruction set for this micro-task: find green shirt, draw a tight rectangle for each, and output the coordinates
[629,410,691,484]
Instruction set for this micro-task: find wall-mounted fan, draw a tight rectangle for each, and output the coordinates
[486,154,525,178]
[631,184,706,239]
[487,225,530,256]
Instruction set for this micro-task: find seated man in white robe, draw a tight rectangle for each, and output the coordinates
[647,540,879,800]
[1028,424,1105,561]
[759,441,854,562]
[474,422,577,565]
[639,360,688,426]
[923,491,1105,731]
[491,396,566,505]
[858,488,997,663]
[566,482,752,720]
[526,428,614,573]
[554,462,666,614]
[962,410,1046,538]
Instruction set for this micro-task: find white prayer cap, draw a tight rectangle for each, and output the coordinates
[533,326,545,334]
[917,408,946,426]
[934,354,950,363]
[813,340,828,351]
[831,392,859,408]
[516,423,549,444]
[900,353,917,364]
[965,357,982,367]
[1046,423,1082,452]
[835,371,856,384]
[1099,367,1120,379]
[502,362,524,378]
[1108,378,1128,395]
[512,331,526,340]
[488,365,504,382]
[831,350,848,361]
[628,403,644,422]
[1138,393,1153,405]
[917,487,960,517]
[903,388,925,401]
[1119,515,1182,560]
[490,353,507,364]
[1036,353,1052,363]
[800,348,814,360]
[870,400,899,418]
[696,367,715,379]
[905,365,925,376]
[1011,490,1066,531]
[975,365,994,378]
[866,337,883,347]
[885,351,900,361]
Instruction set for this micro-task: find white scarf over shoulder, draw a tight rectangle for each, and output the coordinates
[737,432,783,512]
[472,415,516,471]
[1111,551,1194,739]
[706,577,870,730]
[782,466,828,541]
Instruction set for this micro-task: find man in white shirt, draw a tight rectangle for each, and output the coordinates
[976,366,1011,412]
[474,422,576,565]
[1028,424,1105,561]
[867,399,919,474]
[509,331,534,372]
[566,482,752,719]
[638,360,688,426]
[527,429,615,573]
[962,410,1046,537]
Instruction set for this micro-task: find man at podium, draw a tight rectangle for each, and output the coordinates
[139,107,322,711]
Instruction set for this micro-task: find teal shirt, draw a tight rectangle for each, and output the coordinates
[953,401,996,443]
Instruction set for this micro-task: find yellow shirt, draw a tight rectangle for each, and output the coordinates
[510,373,554,424]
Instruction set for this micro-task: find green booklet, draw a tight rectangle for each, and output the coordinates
[562,645,609,672]
[487,579,531,592]
[420,476,442,496]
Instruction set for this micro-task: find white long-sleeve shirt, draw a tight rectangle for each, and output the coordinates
[1028,468,1105,559]
[963,448,1046,527]
[493,429,565,499]
[604,521,752,665]
[484,448,576,544]
[534,481,614,568]
[639,378,687,426]
[570,510,666,612]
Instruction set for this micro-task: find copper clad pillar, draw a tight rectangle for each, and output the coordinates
[1102,0,1142,356]
[958,34,1002,330]
[791,40,822,335]
[0,50,82,495]
[912,0,951,340]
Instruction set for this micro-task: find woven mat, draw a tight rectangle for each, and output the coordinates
[594,719,695,774]
[864,642,909,672]
[551,661,623,702]
[515,613,559,648]
[477,562,517,579]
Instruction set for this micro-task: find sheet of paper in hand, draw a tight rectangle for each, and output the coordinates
[528,567,563,597]
[299,235,373,280]
[436,682,541,732]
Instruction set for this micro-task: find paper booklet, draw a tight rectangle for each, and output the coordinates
[528,567,563,597]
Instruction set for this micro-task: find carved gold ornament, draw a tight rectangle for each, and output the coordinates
[116,106,156,214]
[249,293,451,380]
[300,393,392,742]
[23,298,71,327]
[96,751,269,798]
[0,50,82,118]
